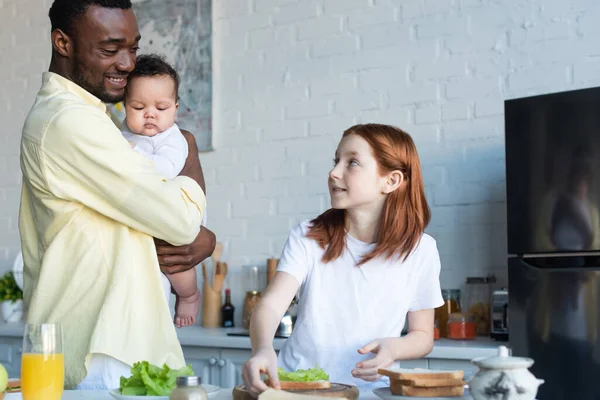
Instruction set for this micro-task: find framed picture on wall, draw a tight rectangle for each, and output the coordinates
[107,0,213,152]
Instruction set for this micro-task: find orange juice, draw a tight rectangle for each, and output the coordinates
[21,353,64,400]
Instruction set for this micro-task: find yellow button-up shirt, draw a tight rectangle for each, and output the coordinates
[19,72,206,388]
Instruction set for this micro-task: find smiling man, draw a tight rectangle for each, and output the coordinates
[19,0,215,390]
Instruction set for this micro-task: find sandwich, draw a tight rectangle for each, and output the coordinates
[378,368,466,397]
[266,366,331,390]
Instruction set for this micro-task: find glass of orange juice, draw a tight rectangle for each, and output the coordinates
[21,323,64,400]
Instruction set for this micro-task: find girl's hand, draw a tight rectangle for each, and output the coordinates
[352,338,397,382]
[242,347,280,397]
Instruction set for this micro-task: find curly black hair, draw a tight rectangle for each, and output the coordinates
[126,54,180,100]
[49,0,132,36]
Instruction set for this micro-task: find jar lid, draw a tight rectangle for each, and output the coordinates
[448,312,474,322]
[472,346,534,370]
[177,376,201,386]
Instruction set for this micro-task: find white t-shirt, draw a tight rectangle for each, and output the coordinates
[277,220,444,389]
[122,123,188,180]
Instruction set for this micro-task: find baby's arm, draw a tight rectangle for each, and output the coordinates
[133,131,188,180]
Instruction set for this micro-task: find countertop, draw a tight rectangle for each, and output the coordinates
[4,388,385,400]
[0,323,502,360]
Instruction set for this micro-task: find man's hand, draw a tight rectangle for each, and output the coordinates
[156,226,216,274]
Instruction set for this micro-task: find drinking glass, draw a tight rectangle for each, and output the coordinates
[21,323,64,400]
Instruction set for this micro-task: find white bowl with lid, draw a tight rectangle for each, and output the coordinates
[468,346,544,400]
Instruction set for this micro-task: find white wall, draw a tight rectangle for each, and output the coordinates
[0,0,52,272]
[205,0,600,295]
[3,0,600,311]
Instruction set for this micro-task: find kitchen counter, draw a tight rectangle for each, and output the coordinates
[4,388,386,400]
[0,322,501,361]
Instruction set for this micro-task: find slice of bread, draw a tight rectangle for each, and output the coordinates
[390,380,465,397]
[265,380,331,390]
[378,367,464,380]
[397,378,466,388]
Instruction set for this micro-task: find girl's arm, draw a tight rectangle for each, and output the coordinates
[250,271,299,351]
[352,309,435,382]
[243,271,299,396]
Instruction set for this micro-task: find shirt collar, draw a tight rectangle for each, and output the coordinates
[43,71,108,113]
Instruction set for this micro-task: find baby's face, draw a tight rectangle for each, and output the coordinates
[125,75,178,137]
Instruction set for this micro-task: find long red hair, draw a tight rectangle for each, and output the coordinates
[306,123,430,266]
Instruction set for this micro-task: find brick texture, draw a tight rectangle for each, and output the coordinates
[4,0,600,297]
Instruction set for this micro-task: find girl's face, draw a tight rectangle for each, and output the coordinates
[328,134,391,212]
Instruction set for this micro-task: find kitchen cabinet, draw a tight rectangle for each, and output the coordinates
[182,347,252,387]
[0,336,23,378]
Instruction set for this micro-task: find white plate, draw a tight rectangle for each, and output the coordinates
[373,387,473,400]
[109,384,221,399]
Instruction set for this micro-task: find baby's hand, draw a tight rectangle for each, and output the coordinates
[128,141,136,149]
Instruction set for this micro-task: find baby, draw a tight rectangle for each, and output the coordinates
[122,54,201,328]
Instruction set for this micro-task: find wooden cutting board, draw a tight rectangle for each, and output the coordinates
[232,383,359,400]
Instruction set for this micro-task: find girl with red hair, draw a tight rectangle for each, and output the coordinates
[242,124,443,395]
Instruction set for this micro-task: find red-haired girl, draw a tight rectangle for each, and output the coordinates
[242,124,443,396]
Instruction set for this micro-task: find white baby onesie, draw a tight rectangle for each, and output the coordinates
[122,122,188,180]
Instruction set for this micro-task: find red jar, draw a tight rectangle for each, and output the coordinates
[447,312,477,340]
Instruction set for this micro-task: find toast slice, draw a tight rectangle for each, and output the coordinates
[397,378,466,388]
[266,380,331,390]
[390,380,465,397]
[378,367,464,380]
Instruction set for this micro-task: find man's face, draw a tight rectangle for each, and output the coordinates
[70,5,140,103]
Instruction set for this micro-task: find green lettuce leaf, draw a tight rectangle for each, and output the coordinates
[277,366,329,382]
[120,361,194,396]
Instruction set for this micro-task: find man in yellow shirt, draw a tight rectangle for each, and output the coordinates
[19,0,216,389]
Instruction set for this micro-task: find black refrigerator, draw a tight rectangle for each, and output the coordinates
[506,87,600,400]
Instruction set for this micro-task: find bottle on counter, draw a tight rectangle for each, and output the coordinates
[169,376,208,400]
[221,289,235,328]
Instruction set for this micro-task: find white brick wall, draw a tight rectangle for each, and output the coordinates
[4,0,600,308]
[0,0,52,273]
[206,0,600,293]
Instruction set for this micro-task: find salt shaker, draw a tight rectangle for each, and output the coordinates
[169,376,208,400]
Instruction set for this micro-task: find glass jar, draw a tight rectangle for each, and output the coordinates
[169,376,208,400]
[435,289,461,338]
[464,276,496,336]
[242,291,261,329]
[433,320,440,340]
[245,265,260,293]
[447,312,477,340]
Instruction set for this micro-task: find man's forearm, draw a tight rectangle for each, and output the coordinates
[180,130,206,193]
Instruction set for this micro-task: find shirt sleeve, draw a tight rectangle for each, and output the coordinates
[133,128,188,180]
[42,105,206,246]
[277,222,311,285]
[409,236,444,312]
